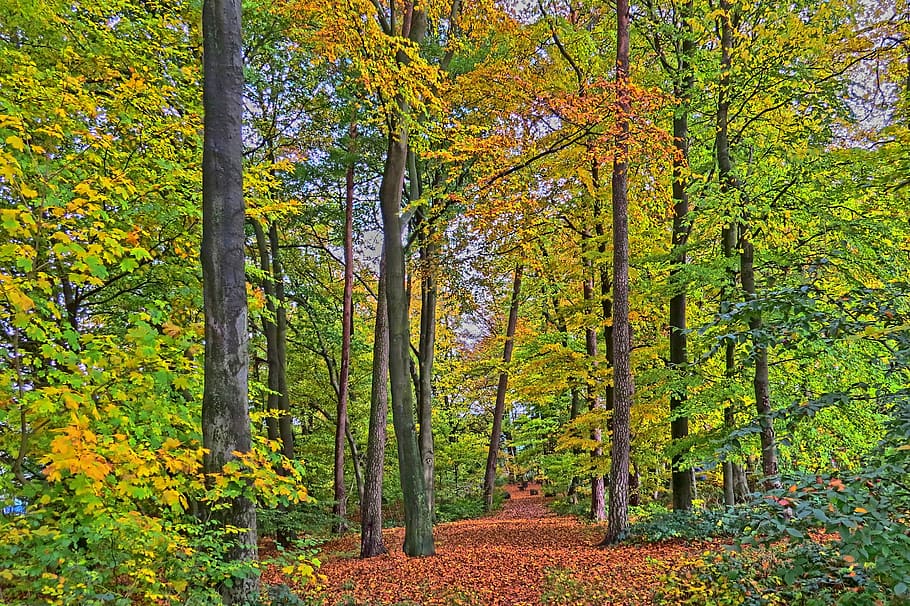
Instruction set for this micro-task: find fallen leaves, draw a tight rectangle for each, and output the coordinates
[278,485,704,605]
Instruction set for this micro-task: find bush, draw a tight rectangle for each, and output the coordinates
[629,507,743,543]
[435,491,505,523]
[549,497,592,520]
[656,541,893,606]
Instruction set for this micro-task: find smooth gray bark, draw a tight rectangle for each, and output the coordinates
[201,0,258,600]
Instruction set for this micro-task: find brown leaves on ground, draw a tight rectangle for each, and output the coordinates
[286,485,702,605]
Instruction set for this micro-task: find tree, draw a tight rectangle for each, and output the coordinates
[483,264,523,511]
[603,0,634,545]
[201,0,258,601]
[333,125,357,533]
[378,4,436,557]
[361,255,390,557]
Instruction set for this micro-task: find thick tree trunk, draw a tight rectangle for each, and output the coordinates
[670,0,694,511]
[381,125,434,555]
[483,264,523,511]
[361,257,390,558]
[603,0,633,545]
[333,136,357,533]
[201,0,258,601]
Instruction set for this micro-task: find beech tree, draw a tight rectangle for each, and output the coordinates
[201,0,258,601]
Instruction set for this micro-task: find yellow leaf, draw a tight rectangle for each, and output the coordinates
[854,507,868,514]
[5,135,24,152]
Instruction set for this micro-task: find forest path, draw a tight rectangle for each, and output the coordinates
[304,484,698,606]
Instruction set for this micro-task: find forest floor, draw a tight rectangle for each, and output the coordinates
[288,484,703,606]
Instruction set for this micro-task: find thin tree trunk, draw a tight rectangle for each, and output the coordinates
[590,163,608,522]
[412,152,437,523]
[716,0,779,491]
[269,222,293,460]
[581,234,606,522]
[741,236,779,487]
[201,0,258,600]
[722,223,739,506]
[361,256,390,558]
[566,387,582,503]
[333,132,357,533]
[603,0,633,545]
[670,0,694,511]
[483,264,523,511]
[253,221,280,443]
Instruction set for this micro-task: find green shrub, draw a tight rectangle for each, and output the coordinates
[548,497,591,520]
[629,507,743,543]
[435,491,504,523]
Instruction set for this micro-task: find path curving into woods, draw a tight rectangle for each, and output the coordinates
[296,484,700,606]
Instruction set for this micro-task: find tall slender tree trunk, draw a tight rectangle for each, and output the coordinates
[253,221,280,443]
[603,0,633,545]
[412,153,437,523]
[590,163,609,522]
[566,387,582,502]
[269,222,293,460]
[580,232,606,522]
[333,131,357,533]
[483,264,523,511]
[381,120,435,554]
[716,0,779,491]
[670,0,694,511]
[740,237,779,487]
[361,256,390,558]
[201,0,258,601]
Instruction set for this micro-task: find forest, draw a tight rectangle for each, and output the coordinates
[0,0,908,604]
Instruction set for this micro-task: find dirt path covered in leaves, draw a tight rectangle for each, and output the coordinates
[310,485,698,605]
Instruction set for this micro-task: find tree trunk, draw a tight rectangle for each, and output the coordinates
[253,221,280,443]
[581,236,606,522]
[603,0,633,545]
[740,237,779,487]
[566,387,582,503]
[201,0,258,601]
[716,0,779,491]
[483,264,523,511]
[670,0,694,512]
[590,162,608,523]
[413,153,437,523]
[269,222,293,460]
[380,8,434,552]
[333,132,357,533]
[361,256,390,558]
